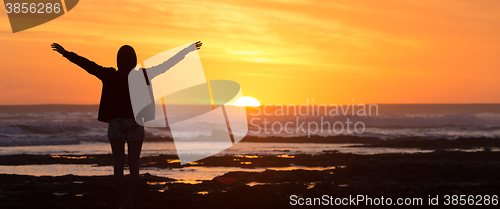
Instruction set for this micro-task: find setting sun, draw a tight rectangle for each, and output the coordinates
[234,96,261,107]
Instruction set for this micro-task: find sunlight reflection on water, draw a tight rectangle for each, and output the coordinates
[0,142,434,156]
[0,164,336,182]
[3,142,492,181]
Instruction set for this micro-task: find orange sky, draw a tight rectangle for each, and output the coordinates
[1,0,500,105]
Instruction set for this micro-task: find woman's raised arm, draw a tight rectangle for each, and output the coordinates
[51,43,113,80]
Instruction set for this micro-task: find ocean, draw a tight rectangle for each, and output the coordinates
[1,104,499,180]
[1,104,500,146]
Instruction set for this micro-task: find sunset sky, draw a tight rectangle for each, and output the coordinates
[1,0,500,105]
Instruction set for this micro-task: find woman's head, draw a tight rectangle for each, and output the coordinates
[117,45,137,72]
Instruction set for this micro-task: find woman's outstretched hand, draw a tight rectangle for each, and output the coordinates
[195,41,202,50]
[51,43,66,54]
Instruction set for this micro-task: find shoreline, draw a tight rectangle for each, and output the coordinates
[1,135,499,149]
[0,150,499,208]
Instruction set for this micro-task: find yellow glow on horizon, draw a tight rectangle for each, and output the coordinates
[234,96,261,107]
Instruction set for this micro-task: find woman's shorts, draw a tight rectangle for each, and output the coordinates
[107,118,145,142]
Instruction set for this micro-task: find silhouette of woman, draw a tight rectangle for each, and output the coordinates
[51,42,202,209]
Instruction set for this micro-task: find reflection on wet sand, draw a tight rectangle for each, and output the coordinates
[0,164,337,182]
[197,191,209,195]
[51,155,94,160]
[276,155,295,158]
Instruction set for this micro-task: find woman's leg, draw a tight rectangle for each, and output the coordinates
[127,140,143,207]
[110,139,126,207]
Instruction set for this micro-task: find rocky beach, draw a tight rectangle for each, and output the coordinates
[1,137,499,208]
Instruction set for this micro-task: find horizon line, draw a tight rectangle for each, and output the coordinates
[2,103,500,106]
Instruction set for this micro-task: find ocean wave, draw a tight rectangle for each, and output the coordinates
[0,111,499,146]
[249,113,500,128]
[0,124,91,135]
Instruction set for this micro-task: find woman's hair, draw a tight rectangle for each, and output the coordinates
[117,45,137,72]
